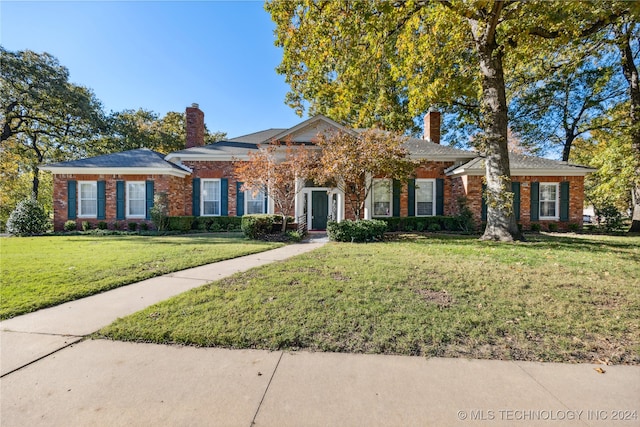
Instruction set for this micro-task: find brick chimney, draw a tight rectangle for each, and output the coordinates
[186,103,205,148]
[423,110,441,144]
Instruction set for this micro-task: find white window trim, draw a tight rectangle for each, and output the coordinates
[126,181,146,219]
[415,179,436,217]
[372,178,392,217]
[201,178,221,217]
[539,182,560,220]
[78,181,97,218]
[245,188,266,215]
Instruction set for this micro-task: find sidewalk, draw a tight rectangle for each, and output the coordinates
[2,236,639,426]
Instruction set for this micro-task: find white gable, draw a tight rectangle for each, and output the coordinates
[269,115,355,144]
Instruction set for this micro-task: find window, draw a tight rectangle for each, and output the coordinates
[202,179,221,216]
[245,188,265,215]
[415,179,435,216]
[78,181,97,217]
[540,183,559,219]
[127,182,146,218]
[372,179,392,216]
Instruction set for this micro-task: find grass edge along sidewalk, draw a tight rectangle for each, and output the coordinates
[98,233,640,365]
[0,233,283,320]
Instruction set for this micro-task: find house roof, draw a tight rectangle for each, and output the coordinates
[403,137,478,161]
[40,148,191,177]
[446,152,596,177]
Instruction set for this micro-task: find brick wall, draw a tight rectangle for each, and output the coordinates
[184,160,239,216]
[451,174,586,231]
[51,174,186,231]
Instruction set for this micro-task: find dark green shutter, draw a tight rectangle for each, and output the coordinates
[481,184,487,221]
[221,178,228,216]
[236,181,244,216]
[408,179,416,216]
[392,179,401,217]
[511,181,521,221]
[116,181,125,220]
[530,181,540,222]
[97,181,106,220]
[67,180,77,220]
[435,178,444,216]
[560,181,570,221]
[145,180,154,220]
[192,178,200,217]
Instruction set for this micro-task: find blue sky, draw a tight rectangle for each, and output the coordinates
[0,0,304,138]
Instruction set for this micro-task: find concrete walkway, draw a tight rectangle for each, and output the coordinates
[2,237,639,426]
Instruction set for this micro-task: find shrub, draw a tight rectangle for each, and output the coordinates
[530,223,541,232]
[128,222,138,231]
[140,222,149,231]
[82,221,92,231]
[241,214,278,239]
[547,222,558,232]
[427,223,441,232]
[376,215,473,233]
[6,198,50,236]
[150,192,169,231]
[327,219,387,242]
[64,220,77,232]
[568,223,580,232]
[98,221,108,230]
[167,216,195,232]
[285,230,303,242]
[595,203,624,232]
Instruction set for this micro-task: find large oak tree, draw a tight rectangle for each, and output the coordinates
[267,0,630,241]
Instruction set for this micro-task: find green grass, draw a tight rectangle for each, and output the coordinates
[0,233,282,320]
[98,233,640,364]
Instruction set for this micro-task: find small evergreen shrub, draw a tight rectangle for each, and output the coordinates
[128,222,138,231]
[427,223,441,232]
[595,204,624,232]
[327,219,387,242]
[98,221,108,230]
[64,220,77,232]
[82,221,92,231]
[547,222,559,232]
[241,214,279,239]
[568,223,580,232]
[530,223,541,232]
[285,230,303,242]
[140,222,149,231]
[6,198,50,236]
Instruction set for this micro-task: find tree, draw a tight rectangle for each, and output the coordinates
[509,43,626,161]
[267,1,627,241]
[95,109,227,155]
[234,141,314,232]
[0,47,106,199]
[613,19,640,232]
[314,129,415,219]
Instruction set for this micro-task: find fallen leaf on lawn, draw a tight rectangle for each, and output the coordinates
[593,367,606,374]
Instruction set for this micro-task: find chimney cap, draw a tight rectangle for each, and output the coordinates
[190,103,199,108]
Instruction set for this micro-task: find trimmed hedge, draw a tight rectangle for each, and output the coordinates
[241,214,281,239]
[327,219,387,242]
[194,216,242,232]
[374,216,471,232]
[167,216,195,232]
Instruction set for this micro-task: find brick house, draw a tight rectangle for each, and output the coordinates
[42,104,594,231]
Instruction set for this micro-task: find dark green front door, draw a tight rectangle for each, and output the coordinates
[311,191,328,230]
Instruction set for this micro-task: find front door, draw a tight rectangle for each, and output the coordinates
[311,190,328,230]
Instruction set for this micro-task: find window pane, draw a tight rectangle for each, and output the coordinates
[79,183,97,216]
[540,184,557,217]
[202,180,220,215]
[127,182,146,216]
[373,180,391,216]
[245,189,265,214]
[416,180,434,216]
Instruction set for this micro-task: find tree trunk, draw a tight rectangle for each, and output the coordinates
[32,165,40,199]
[617,23,640,232]
[470,16,523,242]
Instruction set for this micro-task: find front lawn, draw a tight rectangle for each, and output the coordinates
[0,233,282,320]
[98,233,640,364]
